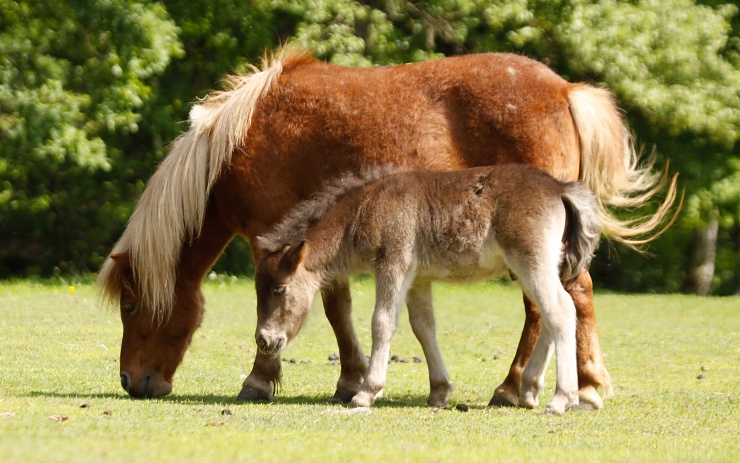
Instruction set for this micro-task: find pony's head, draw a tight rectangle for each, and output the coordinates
[254,241,315,357]
[101,252,204,398]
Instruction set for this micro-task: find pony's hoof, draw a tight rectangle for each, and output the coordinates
[235,384,272,402]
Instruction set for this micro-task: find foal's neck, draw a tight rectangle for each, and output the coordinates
[302,190,366,282]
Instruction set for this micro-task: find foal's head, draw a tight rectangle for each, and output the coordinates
[254,241,315,357]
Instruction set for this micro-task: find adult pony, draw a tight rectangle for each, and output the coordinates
[98,47,677,407]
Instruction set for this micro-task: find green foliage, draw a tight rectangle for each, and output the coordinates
[0,0,738,293]
[0,0,181,275]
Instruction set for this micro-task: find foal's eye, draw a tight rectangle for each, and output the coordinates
[123,303,137,315]
[273,285,286,297]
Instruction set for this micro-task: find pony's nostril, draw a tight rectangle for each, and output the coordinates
[144,375,152,398]
[257,335,268,351]
[120,372,131,392]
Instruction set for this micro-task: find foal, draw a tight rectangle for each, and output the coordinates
[254,165,603,415]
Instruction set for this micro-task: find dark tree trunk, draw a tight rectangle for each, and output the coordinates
[684,220,719,296]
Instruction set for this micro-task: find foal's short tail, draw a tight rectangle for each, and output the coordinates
[560,183,603,283]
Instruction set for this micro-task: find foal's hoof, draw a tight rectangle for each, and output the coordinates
[329,387,358,404]
[488,389,519,407]
[235,384,272,402]
[577,385,604,410]
[544,393,578,416]
[350,390,376,408]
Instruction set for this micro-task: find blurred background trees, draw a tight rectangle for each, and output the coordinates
[1,0,738,294]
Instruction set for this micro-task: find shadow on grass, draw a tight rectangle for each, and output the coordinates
[27,390,473,409]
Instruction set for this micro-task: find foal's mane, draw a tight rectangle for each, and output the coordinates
[257,166,404,254]
[98,46,312,320]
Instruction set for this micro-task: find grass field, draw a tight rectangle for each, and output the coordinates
[0,278,738,462]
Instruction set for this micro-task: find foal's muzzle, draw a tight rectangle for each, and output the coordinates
[256,331,286,357]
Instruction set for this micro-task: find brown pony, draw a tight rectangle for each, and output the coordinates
[98,47,677,407]
[254,164,604,415]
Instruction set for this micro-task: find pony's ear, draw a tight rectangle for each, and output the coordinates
[278,241,308,275]
[109,252,131,269]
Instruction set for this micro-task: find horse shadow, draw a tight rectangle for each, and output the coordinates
[28,390,459,409]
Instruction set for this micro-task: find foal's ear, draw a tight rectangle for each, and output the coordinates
[109,252,131,269]
[279,241,308,274]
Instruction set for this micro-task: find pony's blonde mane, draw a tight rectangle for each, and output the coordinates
[98,47,311,321]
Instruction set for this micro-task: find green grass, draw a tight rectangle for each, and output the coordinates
[0,278,738,462]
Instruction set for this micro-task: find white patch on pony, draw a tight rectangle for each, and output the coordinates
[506,66,517,76]
[506,103,517,111]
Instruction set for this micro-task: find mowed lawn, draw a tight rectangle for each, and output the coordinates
[0,278,738,462]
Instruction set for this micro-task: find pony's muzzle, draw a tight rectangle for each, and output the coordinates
[120,370,173,398]
[256,330,286,357]
[120,372,131,393]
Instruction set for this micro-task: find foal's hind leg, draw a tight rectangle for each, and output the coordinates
[407,282,452,407]
[490,270,611,409]
[321,279,368,403]
[512,248,579,415]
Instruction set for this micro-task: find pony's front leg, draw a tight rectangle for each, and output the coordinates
[321,279,368,403]
[407,282,452,407]
[351,271,411,408]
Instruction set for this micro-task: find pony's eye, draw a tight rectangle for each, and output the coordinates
[123,303,137,315]
[273,285,286,297]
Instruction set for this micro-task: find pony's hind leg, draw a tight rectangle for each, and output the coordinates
[569,270,611,410]
[407,281,452,407]
[321,279,368,403]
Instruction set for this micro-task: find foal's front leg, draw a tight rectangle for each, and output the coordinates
[351,270,412,408]
[321,279,368,403]
[407,282,452,407]
[237,350,282,401]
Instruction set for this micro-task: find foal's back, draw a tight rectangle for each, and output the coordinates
[346,165,569,280]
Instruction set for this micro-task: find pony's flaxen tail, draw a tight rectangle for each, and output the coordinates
[560,182,603,283]
[567,84,682,250]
